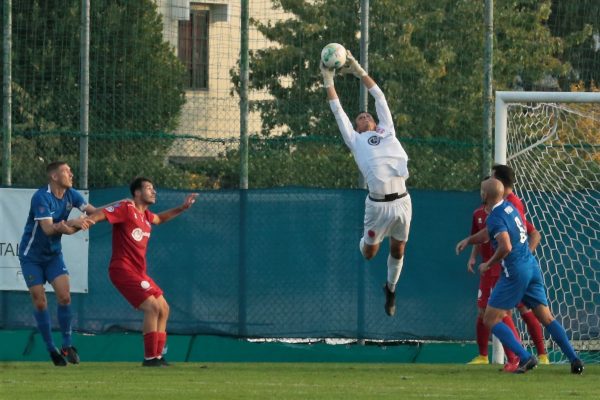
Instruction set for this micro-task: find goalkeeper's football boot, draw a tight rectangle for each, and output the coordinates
[514,355,537,374]
[467,355,489,365]
[537,353,550,365]
[61,346,80,364]
[571,359,584,375]
[142,358,164,367]
[49,348,67,366]
[383,284,396,316]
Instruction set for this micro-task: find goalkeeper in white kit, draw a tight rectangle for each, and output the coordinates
[321,51,412,316]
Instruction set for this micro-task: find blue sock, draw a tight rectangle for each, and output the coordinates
[33,309,56,352]
[491,322,531,361]
[546,320,578,362]
[57,304,73,348]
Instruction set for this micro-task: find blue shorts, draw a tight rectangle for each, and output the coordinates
[19,255,69,288]
[488,262,548,310]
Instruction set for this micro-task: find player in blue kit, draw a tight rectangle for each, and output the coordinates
[19,161,96,366]
[456,178,584,374]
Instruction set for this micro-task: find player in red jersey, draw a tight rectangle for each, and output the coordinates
[491,164,549,364]
[466,201,522,371]
[87,177,197,367]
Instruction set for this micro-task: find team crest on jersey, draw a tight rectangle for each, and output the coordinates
[478,217,482,224]
[131,228,150,242]
[367,135,380,146]
[106,206,115,212]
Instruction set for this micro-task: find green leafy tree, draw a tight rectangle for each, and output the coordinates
[228,0,571,190]
[548,0,600,89]
[1,0,186,187]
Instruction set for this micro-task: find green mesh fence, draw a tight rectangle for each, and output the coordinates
[1,1,600,357]
[3,1,599,190]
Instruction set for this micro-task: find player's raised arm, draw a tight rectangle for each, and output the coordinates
[322,62,356,148]
[153,193,198,225]
[341,51,394,133]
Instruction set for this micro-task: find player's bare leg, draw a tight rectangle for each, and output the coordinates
[29,284,48,312]
[531,304,583,374]
[51,275,79,364]
[359,237,379,260]
[138,296,163,366]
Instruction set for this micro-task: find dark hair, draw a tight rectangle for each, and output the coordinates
[491,164,515,188]
[46,161,67,174]
[130,177,153,196]
[355,110,375,120]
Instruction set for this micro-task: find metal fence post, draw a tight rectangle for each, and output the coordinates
[79,0,90,189]
[2,0,12,186]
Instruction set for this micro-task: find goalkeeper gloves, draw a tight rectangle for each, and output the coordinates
[320,62,335,88]
[340,51,367,78]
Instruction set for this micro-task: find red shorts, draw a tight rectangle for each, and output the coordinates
[477,272,500,309]
[109,264,163,309]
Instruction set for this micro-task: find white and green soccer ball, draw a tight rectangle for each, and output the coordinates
[321,43,347,69]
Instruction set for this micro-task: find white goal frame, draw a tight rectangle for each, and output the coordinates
[492,90,600,364]
[495,91,600,163]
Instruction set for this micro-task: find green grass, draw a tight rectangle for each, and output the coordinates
[1,362,598,399]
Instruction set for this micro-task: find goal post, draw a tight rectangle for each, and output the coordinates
[493,90,600,364]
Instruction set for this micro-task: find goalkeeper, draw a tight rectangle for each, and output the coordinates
[321,51,412,317]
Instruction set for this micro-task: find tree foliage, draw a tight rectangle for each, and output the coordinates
[1,0,187,186]
[240,0,570,143]
[548,0,600,89]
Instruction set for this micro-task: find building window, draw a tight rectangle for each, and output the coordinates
[178,7,209,90]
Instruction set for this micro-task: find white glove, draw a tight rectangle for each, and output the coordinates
[340,51,367,78]
[320,62,335,88]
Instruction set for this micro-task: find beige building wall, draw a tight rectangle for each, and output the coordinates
[156,0,291,158]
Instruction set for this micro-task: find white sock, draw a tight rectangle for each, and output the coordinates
[387,255,404,293]
[359,238,367,258]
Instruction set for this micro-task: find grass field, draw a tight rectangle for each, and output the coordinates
[1,362,598,399]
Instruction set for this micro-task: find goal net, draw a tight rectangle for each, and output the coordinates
[495,91,600,363]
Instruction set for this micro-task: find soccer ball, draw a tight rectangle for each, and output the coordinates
[321,43,347,69]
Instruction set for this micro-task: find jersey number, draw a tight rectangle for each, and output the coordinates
[514,217,527,244]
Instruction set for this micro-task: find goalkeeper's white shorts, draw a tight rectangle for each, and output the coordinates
[362,193,412,245]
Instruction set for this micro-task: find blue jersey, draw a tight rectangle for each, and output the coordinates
[486,200,538,277]
[19,185,87,263]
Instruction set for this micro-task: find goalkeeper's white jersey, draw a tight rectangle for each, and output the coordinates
[329,85,409,195]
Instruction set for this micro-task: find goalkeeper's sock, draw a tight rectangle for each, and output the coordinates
[143,332,159,359]
[521,310,546,355]
[386,255,403,292]
[34,309,56,352]
[57,304,73,348]
[476,316,489,356]
[491,322,531,361]
[546,320,578,362]
[157,332,167,358]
